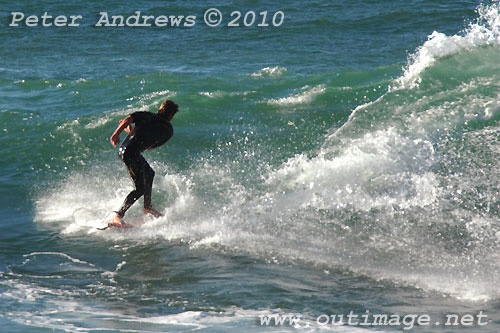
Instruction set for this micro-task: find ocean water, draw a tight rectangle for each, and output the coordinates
[2,0,500,331]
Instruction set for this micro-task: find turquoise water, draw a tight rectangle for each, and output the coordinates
[2,0,500,331]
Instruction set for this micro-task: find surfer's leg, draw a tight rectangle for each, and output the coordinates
[141,156,163,217]
[141,156,163,218]
[116,151,146,218]
[142,156,155,210]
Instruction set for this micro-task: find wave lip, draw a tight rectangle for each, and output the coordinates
[397,3,500,89]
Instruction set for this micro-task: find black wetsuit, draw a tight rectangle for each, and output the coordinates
[116,111,173,218]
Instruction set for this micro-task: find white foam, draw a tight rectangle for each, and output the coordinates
[199,90,223,98]
[35,171,123,231]
[35,162,197,237]
[198,90,254,99]
[23,252,95,267]
[250,66,287,77]
[376,261,499,302]
[126,89,174,102]
[397,3,500,88]
[267,84,326,106]
[268,126,439,212]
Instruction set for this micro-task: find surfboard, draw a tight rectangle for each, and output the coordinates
[95,209,163,230]
[97,219,145,231]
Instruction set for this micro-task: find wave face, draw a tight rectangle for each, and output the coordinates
[3,0,500,332]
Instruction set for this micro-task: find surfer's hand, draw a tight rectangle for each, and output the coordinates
[110,133,120,147]
[110,115,132,147]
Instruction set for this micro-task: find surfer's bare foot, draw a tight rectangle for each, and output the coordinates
[144,207,163,218]
[108,214,126,228]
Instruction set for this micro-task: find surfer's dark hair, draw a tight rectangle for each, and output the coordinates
[158,99,178,120]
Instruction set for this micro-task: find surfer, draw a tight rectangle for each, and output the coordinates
[108,99,179,228]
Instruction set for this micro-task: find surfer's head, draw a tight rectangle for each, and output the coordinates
[158,99,179,122]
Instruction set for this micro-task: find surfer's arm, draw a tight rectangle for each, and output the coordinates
[110,115,133,147]
[124,123,133,133]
